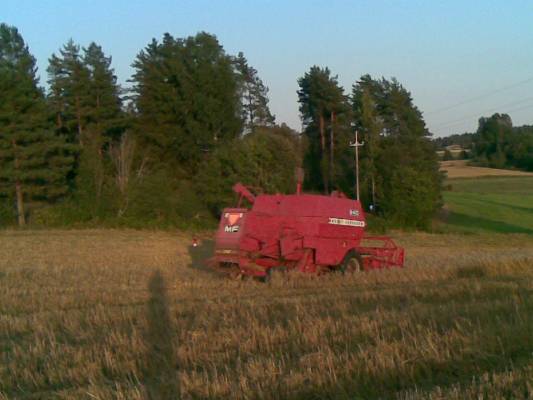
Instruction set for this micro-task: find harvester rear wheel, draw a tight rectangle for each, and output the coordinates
[341,251,363,273]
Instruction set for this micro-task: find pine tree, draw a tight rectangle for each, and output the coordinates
[234,52,275,133]
[0,24,75,226]
[297,66,347,193]
[131,32,242,174]
[48,41,122,143]
[47,39,91,145]
[47,41,124,209]
[82,42,123,141]
[81,43,124,203]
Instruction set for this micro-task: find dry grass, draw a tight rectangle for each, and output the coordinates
[1,229,533,399]
[440,160,533,179]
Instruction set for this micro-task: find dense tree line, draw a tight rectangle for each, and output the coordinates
[0,24,296,228]
[470,114,533,171]
[0,23,441,229]
[436,114,533,170]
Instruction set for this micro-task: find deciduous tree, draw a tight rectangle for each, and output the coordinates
[195,127,301,215]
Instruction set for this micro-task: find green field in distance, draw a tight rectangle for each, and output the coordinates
[443,176,533,234]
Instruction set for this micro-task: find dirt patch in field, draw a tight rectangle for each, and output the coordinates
[440,160,533,179]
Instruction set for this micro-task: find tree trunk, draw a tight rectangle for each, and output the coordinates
[319,114,328,193]
[15,180,25,226]
[329,111,335,191]
[247,88,254,133]
[371,174,376,207]
[76,95,83,146]
[95,92,103,201]
[11,138,25,226]
[96,92,101,136]
[319,114,325,152]
[111,133,136,217]
[95,141,104,202]
[55,92,64,130]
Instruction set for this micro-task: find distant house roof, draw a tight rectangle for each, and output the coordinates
[445,144,463,151]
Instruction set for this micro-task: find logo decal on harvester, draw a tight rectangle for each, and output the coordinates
[225,212,243,225]
[223,212,242,233]
[329,217,365,227]
[349,209,359,217]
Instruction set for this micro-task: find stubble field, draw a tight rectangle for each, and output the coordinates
[1,229,533,399]
[440,160,533,179]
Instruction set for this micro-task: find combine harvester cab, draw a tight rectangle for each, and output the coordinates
[213,182,404,278]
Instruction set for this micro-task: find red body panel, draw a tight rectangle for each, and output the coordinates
[213,184,404,277]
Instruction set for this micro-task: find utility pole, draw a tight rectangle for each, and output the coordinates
[329,110,335,191]
[349,130,364,201]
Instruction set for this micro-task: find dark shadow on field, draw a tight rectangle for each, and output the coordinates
[188,239,219,277]
[476,198,533,215]
[287,284,533,399]
[448,211,533,234]
[142,270,180,399]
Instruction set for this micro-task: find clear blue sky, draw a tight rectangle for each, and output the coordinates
[4,0,533,137]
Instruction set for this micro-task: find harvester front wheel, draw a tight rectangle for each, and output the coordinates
[258,267,272,283]
[341,251,363,273]
[228,269,244,280]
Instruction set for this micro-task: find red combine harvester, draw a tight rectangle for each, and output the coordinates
[211,182,404,279]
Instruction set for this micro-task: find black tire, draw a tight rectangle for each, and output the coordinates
[340,251,364,273]
[228,269,244,280]
[258,267,272,283]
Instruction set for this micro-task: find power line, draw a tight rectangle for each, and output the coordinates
[425,76,533,115]
[430,102,533,132]
[431,95,533,129]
